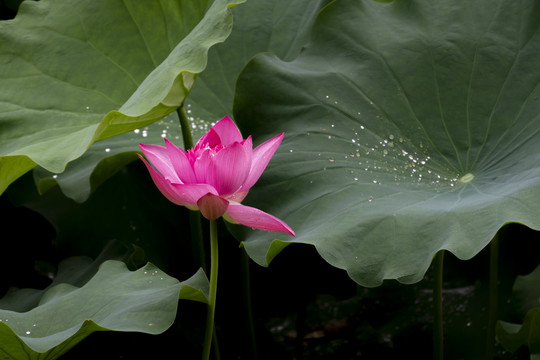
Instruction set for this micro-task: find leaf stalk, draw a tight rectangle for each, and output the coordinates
[202,219,219,360]
[433,250,445,360]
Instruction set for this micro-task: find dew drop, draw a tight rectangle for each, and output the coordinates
[105,148,111,153]
[26,331,31,335]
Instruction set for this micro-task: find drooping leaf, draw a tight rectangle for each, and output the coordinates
[497,309,540,360]
[232,0,540,286]
[32,112,183,203]
[497,263,540,359]
[29,0,331,203]
[513,263,540,317]
[0,0,244,195]
[179,267,210,303]
[0,260,207,359]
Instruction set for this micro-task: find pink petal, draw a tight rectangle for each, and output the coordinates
[208,116,244,146]
[197,193,229,220]
[233,133,284,202]
[207,138,252,195]
[138,143,180,183]
[138,154,217,208]
[193,147,214,184]
[164,138,197,184]
[195,127,222,149]
[224,202,295,236]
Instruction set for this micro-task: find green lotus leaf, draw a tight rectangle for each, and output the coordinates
[497,309,540,360]
[513,264,540,317]
[232,0,540,286]
[0,0,243,195]
[497,263,540,359]
[32,112,183,203]
[0,259,207,359]
[28,0,331,203]
[178,267,210,303]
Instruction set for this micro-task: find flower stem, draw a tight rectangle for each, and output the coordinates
[433,250,445,360]
[177,106,207,268]
[485,233,499,360]
[178,104,194,149]
[202,219,219,360]
[177,106,220,359]
[241,248,258,360]
[189,211,207,270]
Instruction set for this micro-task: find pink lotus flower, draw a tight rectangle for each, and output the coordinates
[138,116,295,236]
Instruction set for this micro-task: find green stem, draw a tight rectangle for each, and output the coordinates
[178,105,194,149]
[177,106,206,269]
[486,233,499,360]
[433,250,445,360]
[189,211,206,270]
[241,248,258,360]
[177,106,220,359]
[202,220,219,360]
[176,104,193,149]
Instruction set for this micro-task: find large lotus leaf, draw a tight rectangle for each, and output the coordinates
[232,0,540,286]
[0,0,243,195]
[29,0,332,203]
[0,260,208,359]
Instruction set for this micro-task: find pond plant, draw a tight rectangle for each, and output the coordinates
[1,0,539,359]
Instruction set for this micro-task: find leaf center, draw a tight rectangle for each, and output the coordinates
[460,173,475,183]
